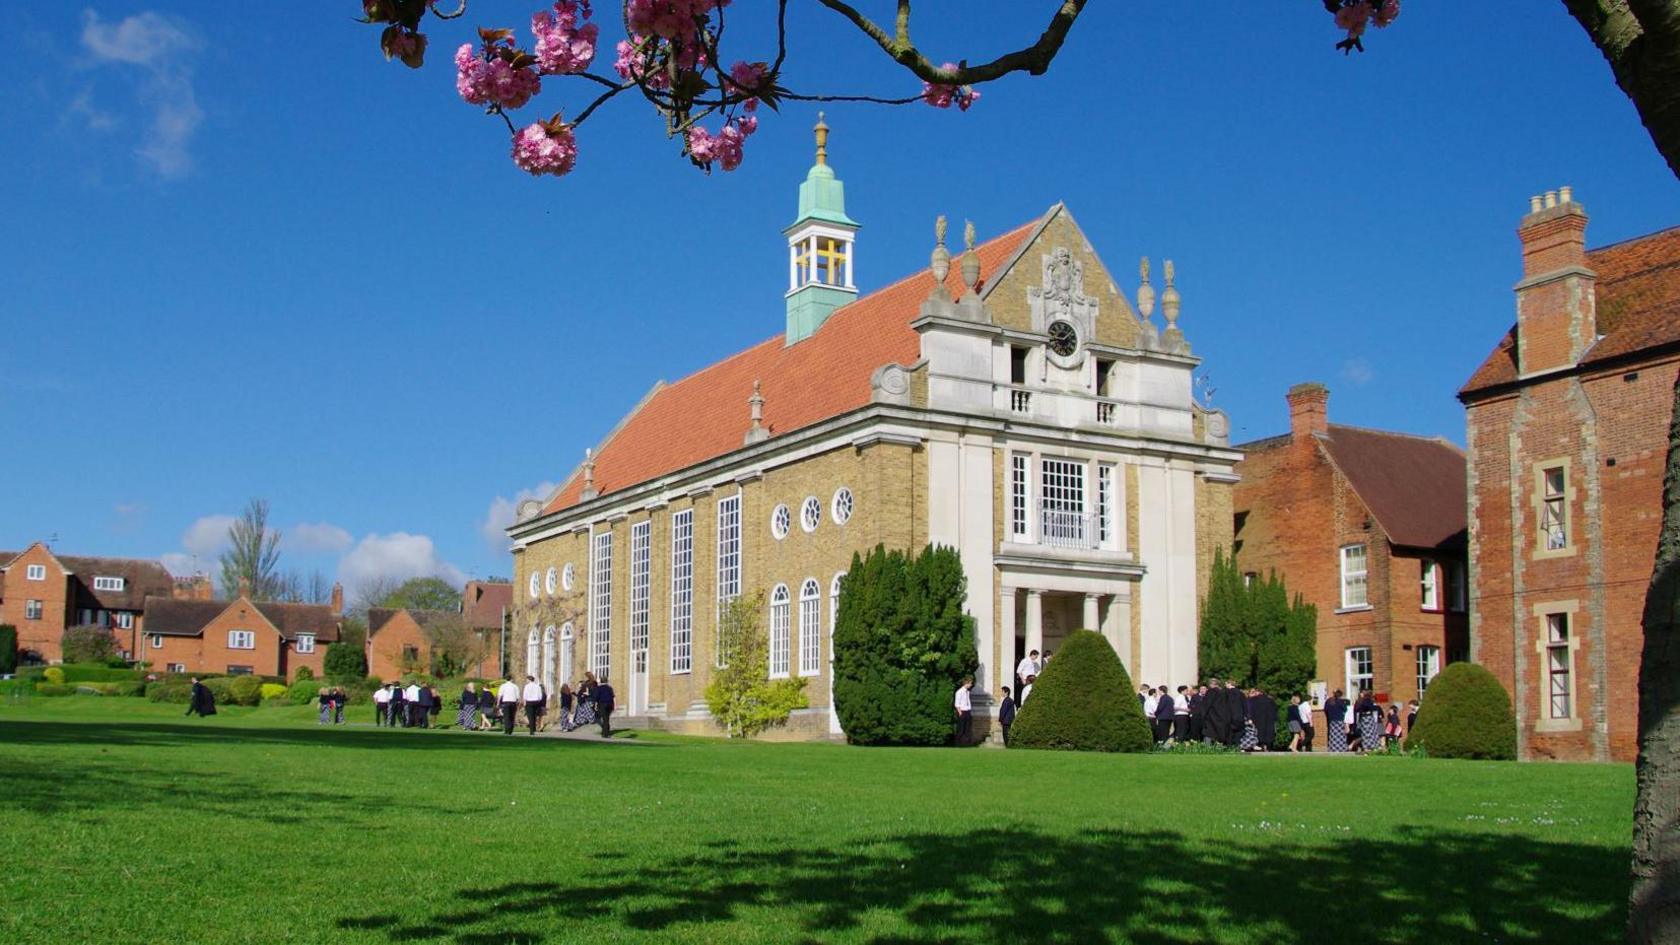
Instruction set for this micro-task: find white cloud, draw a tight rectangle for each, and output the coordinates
[338,533,467,593]
[286,522,353,555]
[80,10,203,177]
[480,481,558,550]
[181,513,236,556]
[1340,357,1375,387]
[68,88,117,131]
[160,552,205,578]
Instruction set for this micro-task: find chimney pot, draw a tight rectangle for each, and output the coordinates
[1544,190,1558,209]
[1560,185,1572,204]
[236,576,252,599]
[330,582,344,614]
[1285,382,1330,439]
[1529,195,1543,213]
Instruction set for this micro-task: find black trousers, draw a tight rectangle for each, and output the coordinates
[956,710,972,745]
[599,707,613,738]
[375,703,388,726]
[1301,724,1315,751]
[501,702,518,734]
[525,702,542,734]
[1001,721,1011,746]
[1173,715,1190,742]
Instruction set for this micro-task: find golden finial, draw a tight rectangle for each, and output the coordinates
[814,112,829,166]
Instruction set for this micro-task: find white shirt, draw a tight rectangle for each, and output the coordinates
[1297,703,1312,724]
[1143,695,1159,719]
[522,681,544,703]
[497,680,520,703]
[1020,683,1033,703]
[404,684,421,702]
[373,688,390,704]
[1015,657,1040,679]
[954,686,972,712]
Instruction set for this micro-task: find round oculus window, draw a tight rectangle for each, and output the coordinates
[561,562,576,592]
[771,504,792,540]
[528,573,540,599]
[544,566,557,596]
[831,487,854,525]
[1047,320,1079,357]
[800,496,822,533]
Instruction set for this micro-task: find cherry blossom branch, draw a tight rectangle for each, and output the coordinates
[813,0,1088,84]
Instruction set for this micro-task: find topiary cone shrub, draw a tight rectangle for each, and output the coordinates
[1009,630,1154,752]
[1405,662,1517,760]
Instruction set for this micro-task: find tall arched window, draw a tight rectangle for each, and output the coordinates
[830,572,846,640]
[542,625,557,695]
[799,578,821,676]
[526,627,540,678]
[769,584,791,678]
[560,622,575,686]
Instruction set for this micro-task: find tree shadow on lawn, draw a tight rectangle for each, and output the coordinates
[0,719,656,754]
[338,825,1624,944]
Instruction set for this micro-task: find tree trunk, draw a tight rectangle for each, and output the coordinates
[1631,370,1680,944]
[1566,0,1680,180]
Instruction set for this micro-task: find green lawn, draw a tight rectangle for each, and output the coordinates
[0,697,1633,944]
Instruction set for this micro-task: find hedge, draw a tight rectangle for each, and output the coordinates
[0,624,16,675]
[42,667,66,686]
[288,679,324,705]
[1405,662,1517,760]
[228,676,264,707]
[1009,630,1154,753]
[147,682,192,704]
[35,684,73,697]
[57,663,144,683]
[259,682,289,701]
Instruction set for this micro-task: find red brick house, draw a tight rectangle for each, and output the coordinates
[0,542,175,663]
[138,591,342,680]
[367,580,509,681]
[1232,384,1469,708]
[1461,188,1680,762]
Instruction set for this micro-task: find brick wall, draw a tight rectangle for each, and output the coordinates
[1,545,70,662]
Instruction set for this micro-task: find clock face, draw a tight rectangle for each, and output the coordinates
[1047,320,1078,357]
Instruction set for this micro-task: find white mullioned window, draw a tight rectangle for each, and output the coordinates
[1420,561,1440,611]
[228,630,255,650]
[716,492,741,665]
[669,509,694,674]
[1010,454,1030,540]
[1541,465,1569,551]
[1416,645,1441,695]
[830,572,845,640]
[93,576,125,591]
[545,566,557,596]
[527,627,540,675]
[149,634,164,649]
[771,503,791,540]
[528,572,540,599]
[769,584,791,678]
[800,496,822,533]
[1547,613,1573,719]
[591,530,613,679]
[1345,646,1373,696]
[25,600,42,620]
[296,634,315,654]
[630,521,651,657]
[26,564,45,581]
[1040,457,1087,546]
[1340,544,1369,609]
[831,487,853,525]
[1097,463,1116,549]
[562,562,576,592]
[799,578,821,676]
[115,612,133,629]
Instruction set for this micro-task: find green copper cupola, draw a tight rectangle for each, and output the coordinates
[784,114,859,345]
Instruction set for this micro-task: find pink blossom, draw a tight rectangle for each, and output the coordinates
[921,62,981,111]
[532,1,598,75]
[729,60,765,93]
[1335,2,1372,38]
[625,0,729,45]
[512,121,579,177]
[1373,0,1400,28]
[686,112,756,172]
[455,41,542,109]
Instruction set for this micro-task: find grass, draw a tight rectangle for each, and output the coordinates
[0,696,1634,945]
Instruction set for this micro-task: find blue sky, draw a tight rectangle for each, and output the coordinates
[1,2,1675,596]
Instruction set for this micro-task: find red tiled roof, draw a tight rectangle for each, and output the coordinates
[1462,225,1680,396]
[141,596,341,641]
[1318,425,1467,549]
[543,217,1041,513]
[462,580,511,629]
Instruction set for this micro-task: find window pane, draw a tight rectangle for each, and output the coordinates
[670,510,693,674]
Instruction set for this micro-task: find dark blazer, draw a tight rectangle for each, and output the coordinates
[998,697,1017,726]
[595,683,616,711]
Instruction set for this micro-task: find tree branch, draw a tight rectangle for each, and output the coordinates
[1564,0,1680,178]
[814,0,1086,83]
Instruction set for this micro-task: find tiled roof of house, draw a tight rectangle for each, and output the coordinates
[59,555,175,610]
[1462,225,1680,396]
[461,581,511,629]
[368,607,456,636]
[142,596,341,641]
[541,216,1042,514]
[1317,425,1467,549]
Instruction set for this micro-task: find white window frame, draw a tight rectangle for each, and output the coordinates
[1416,645,1440,695]
[715,491,742,666]
[25,564,45,581]
[800,496,822,533]
[25,599,43,620]
[1345,646,1373,696]
[1009,453,1030,541]
[1539,463,1570,553]
[296,633,316,654]
[769,584,791,679]
[1420,561,1440,611]
[831,487,853,525]
[93,576,126,592]
[798,578,821,676]
[669,509,694,674]
[167,662,185,673]
[228,629,256,650]
[115,612,134,630]
[1040,457,1088,546]
[149,634,164,649]
[1339,544,1369,609]
[591,529,613,680]
[562,562,576,592]
[528,572,540,599]
[1545,612,1575,720]
[1097,462,1116,550]
[527,626,540,675]
[630,521,651,657]
[770,503,791,540]
[545,566,558,597]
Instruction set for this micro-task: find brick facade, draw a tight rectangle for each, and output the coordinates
[1233,385,1468,708]
[139,596,339,680]
[1462,191,1680,762]
[0,543,175,663]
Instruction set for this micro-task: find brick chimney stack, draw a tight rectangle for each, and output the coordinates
[1287,382,1329,439]
[237,576,251,600]
[1515,187,1597,376]
[330,582,344,615]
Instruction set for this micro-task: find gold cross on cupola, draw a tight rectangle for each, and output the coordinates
[784,113,860,345]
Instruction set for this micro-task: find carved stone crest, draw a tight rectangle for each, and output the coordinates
[870,363,912,404]
[1027,245,1099,366]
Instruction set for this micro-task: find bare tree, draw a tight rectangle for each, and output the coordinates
[219,498,282,601]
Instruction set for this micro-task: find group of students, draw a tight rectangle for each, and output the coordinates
[366,672,617,737]
[1319,688,1419,753]
[371,681,445,728]
[1139,679,1420,753]
[316,686,354,725]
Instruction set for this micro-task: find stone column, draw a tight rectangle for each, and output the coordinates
[1000,589,1017,695]
[1025,589,1044,658]
[1083,593,1101,632]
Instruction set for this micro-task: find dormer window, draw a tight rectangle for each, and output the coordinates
[93,576,125,592]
